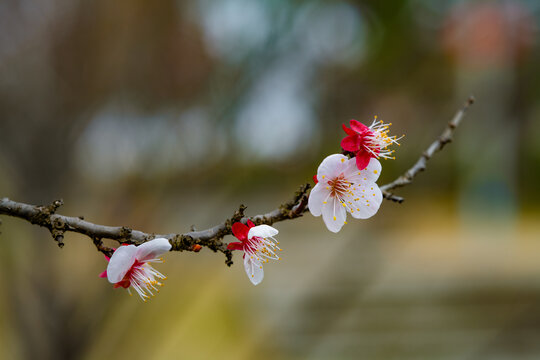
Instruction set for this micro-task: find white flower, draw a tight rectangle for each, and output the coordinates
[228,222,281,286]
[103,238,172,301]
[308,154,383,233]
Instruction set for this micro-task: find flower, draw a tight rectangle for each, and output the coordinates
[308,154,383,233]
[99,238,171,301]
[227,220,280,286]
[341,117,402,170]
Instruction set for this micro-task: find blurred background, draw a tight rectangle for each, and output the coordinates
[1,0,540,359]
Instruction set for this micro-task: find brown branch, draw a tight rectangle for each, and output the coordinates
[0,98,473,265]
[0,183,311,266]
[380,96,475,202]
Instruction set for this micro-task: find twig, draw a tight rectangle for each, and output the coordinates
[0,98,473,264]
[0,183,311,266]
[380,96,475,202]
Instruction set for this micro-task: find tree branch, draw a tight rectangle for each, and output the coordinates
[0,183,311,266]
[0,98,473,264]
[380,96,475,203]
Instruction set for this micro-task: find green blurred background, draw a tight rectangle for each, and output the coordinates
[1,0,540,359]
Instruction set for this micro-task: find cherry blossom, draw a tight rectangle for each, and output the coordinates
[308,154,383,233]
[227,220,280,285]
[341,117,402,170]
[99,238,171,301]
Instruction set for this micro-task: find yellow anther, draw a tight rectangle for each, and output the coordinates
[333,216,336,221]
[344,221,348,225]
[374,170,378,174]
[341,158,345,163]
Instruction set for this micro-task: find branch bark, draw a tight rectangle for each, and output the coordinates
[380,96,475,203]
[0,98,474,265]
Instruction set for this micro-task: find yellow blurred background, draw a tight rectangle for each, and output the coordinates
[1,0,540,359]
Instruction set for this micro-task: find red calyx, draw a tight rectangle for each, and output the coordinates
[228,220,256,250]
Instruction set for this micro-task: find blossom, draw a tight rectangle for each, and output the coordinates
[99,238,171,301]
[227,220,280,285]
[308,154,383,233]
[341,117,402,170]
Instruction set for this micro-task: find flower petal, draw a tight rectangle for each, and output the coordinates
[98,270,108,278]
[363,158,382,182]
[135,238,172,262]
[107,245,137,283]
[247,219,256,228]
[349,119,369,133]
[342,123,356,136]
[341,135,360,152]
[349,184,383,219]
[308,183,330,217]
[232,222,250,242]
[321,197,347,233]
[355,152,371,171]
[345,157,381,183]
[248,224,278,239]
[317,154,348,178]
[244,256,264,286]
[227,241,244,251]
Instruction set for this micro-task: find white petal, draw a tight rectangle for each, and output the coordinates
[308,183,330,217]
[344,157,382,183]
[248,225,278,239]
[321,197,347,233]
[107,245,137,283]
[364,158,382,182]
[317,154,348,179]
[244,256,264,286]
[135,238,172,261]
[349,183,383,219]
